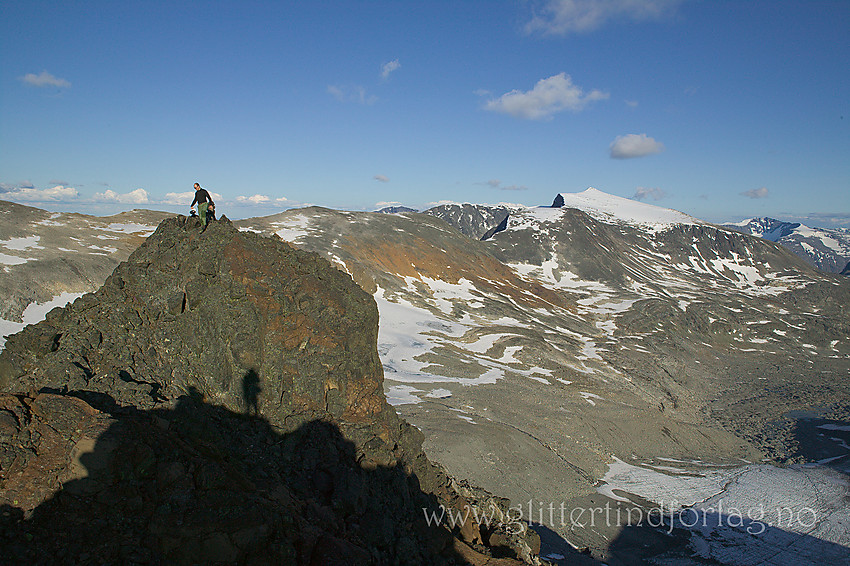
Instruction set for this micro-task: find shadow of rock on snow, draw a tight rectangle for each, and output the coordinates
[606,509,850,566]
[533,504,850,566]
[528,456,850,566]
[789,414,850,473]
[0,389,473,565]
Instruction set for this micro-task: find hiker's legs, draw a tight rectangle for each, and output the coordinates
[199,202,209,227]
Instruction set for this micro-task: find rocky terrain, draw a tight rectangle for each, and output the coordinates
[0,200,171,326]
[235,190,849,563]
[0,214,544,565]
[2,191,849,564]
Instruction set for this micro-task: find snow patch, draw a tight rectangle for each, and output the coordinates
[272,214,312,242]
[0,292,84,349]
[2,236,45,250]
[94,222,156,235]
[386,385,423,406]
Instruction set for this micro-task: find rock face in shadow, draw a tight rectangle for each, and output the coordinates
[0,216,540,564]
[0,391,456,565]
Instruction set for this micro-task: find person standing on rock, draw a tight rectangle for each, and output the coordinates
[190,183,215,229]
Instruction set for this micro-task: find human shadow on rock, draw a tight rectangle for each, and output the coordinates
[242,368,261,416]
[0,389,466,565]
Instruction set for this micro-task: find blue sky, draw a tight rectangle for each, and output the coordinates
[1,0,848,226]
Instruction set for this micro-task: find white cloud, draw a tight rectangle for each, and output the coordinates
[162,191,196,205]
[609,133,665,159]
[93,188,149,204]
[374,174,390,183]
[484,73,608,120]
[0,185,78,202]
[381,59,401,79]
[236,194,272,205]
[625,99,639,108]
[20,70,71,88]
[376,201,402,208]
[487,179,501,188]
[633,186,666,201]
[741,187,769,199]
[525,0,684,36]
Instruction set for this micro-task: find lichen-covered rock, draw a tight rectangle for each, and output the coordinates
[0,216,538,564]
[2,216,387,429]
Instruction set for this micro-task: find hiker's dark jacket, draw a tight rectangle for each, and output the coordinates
[191,189,214,207]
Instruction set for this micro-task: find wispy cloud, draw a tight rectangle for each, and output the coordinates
[381,59,401,80]
[525,0,685,36]
[374,174,390,183]
[327,84,377,105]
[632,186,666,201]
[777,212,850,228]
[0,184,78,202]
[20,70,71,88]
[327,85,345,101]
[610,133,665,159]
[484,179,529,191]
[741,187,769,199]
[93,188,149,204]
[484,73,608,120]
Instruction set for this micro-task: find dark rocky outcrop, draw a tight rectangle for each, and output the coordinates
[0,216,539,564]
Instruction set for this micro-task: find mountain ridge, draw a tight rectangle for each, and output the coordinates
[2,195,849,563]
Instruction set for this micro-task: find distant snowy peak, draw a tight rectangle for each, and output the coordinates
[376,206,418,214]
[724,217,850,274]
[551,188,704,230]
[726,217,801,241]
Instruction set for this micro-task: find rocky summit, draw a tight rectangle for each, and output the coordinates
[0,215,544,565]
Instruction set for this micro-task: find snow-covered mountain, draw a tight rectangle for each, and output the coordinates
[725,217,850,275]
[3,193,849,563]
[551,187,706,229]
